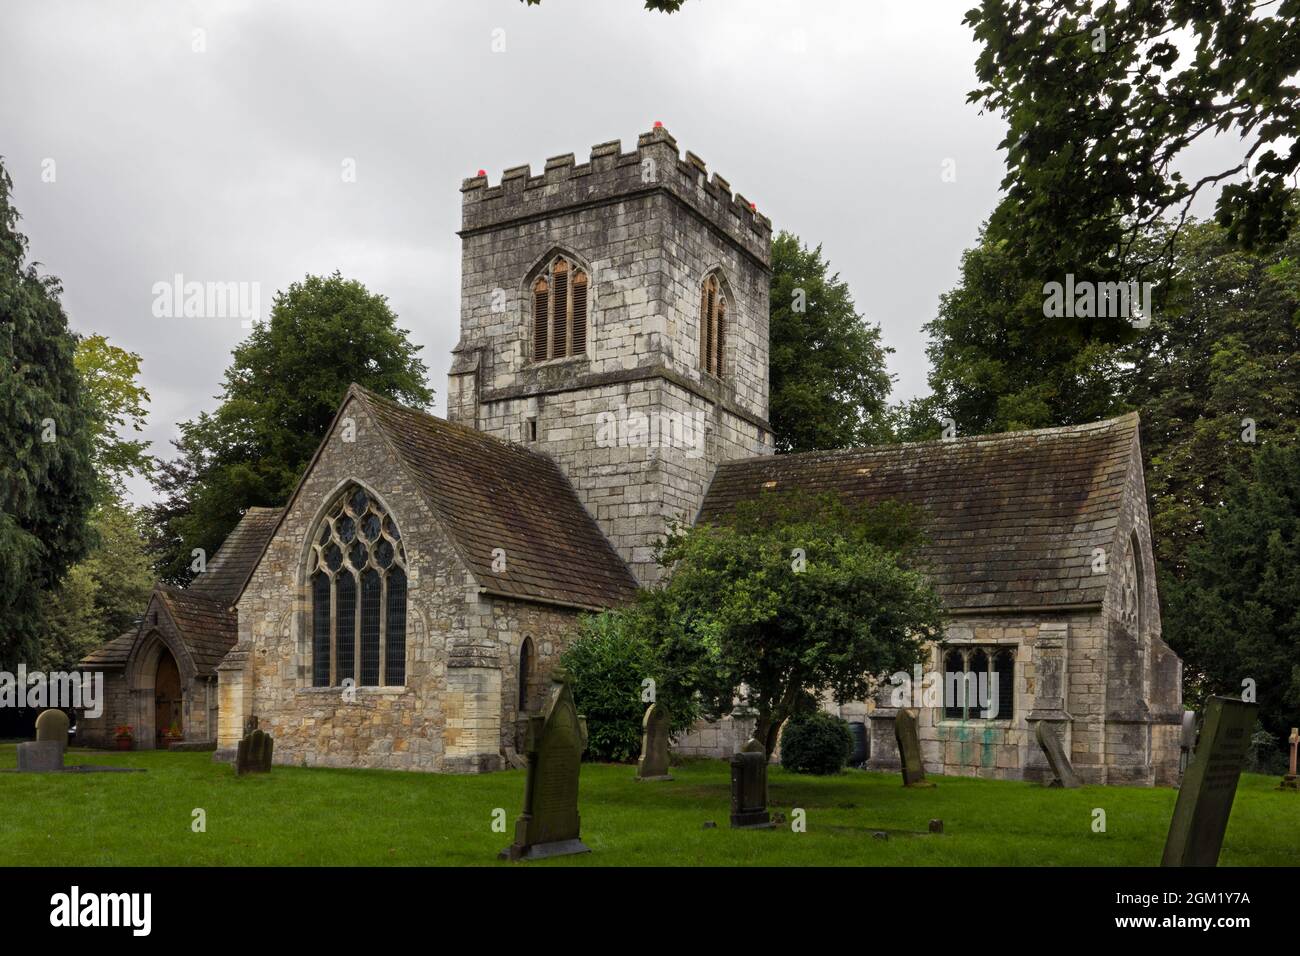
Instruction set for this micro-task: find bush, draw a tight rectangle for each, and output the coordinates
[779,711,853,775]
[560,612,654,763]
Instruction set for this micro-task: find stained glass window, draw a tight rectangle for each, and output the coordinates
[309,485,408,687]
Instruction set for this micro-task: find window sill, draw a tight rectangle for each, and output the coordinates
[298,685,409,695]
[528,354,589,369]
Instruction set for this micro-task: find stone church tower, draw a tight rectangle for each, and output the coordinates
[447,125,774,582]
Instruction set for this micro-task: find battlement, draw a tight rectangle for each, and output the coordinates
[459,126,771,266]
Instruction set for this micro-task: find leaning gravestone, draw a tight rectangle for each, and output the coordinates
[1161,696,1257,867]
[894,708,933,788]
[730,737,773,829]
[500,677,591,861]
[1034,721,1080,788]
[235,728,273,775]
[635,702,673,781]
[35,709,69,755]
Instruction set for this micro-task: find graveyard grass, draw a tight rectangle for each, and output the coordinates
[1,745,1294,866]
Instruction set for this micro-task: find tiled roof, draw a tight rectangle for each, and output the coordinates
[80,631,136,669]
[355,385,639,610]
[699,414,1140,611]
[188,507,283,607]
[153,585,237,676]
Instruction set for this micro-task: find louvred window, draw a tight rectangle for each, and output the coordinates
[531,256,589,361]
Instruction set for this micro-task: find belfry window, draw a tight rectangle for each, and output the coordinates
[310,485,407,688]
[699,272,727,378]
[532,256,588,361]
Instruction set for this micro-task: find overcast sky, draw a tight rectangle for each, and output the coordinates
[0,0,1235,507]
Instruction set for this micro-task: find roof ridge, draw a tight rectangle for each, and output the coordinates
[727,412,1139,467]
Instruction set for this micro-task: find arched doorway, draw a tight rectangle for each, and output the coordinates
[155,648,182,746]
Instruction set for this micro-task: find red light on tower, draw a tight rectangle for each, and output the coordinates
[476,169,486,177]
[653,121,663,128]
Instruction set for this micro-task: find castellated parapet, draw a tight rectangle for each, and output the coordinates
[450,126,774,583]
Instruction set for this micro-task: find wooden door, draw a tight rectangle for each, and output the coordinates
[155,650,182,744]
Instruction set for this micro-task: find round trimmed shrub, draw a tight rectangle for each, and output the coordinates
[779,711,853,775]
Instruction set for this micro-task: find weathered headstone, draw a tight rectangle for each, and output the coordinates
[34,709,69,755]
[635,701,673,781]
[894,708,933,787]
[16,740,63,772]
[1034,721,1080,788]
[730,737,773,829]
[235,728,273,775]
[499,677,591,861]
[1280,727,1298,791]
[1161,696,1257,867]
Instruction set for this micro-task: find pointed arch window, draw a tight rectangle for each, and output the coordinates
[699,272,727,378]
[518,636,535,712]
[532,255,588,361]
[309,485,408,688]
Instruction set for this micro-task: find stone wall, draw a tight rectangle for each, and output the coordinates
[75,669,128,748]
[227,395,587,773]
[233,395,473,771]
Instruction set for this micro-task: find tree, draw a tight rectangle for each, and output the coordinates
[1123,208,1300,576]
[769,232,894,452]
[632,493,945,755]
[965,1,1300,283]
[559,610,699,762]
[1162,444,1300,744]
[40,500,153,671]
[0,159,96,667]
[75,334,152,498]
[907,205,1131,439]
[148,272,433,585]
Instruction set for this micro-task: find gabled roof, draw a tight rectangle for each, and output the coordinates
[77,508,273,675]
[188,506,283,607]
[152,585,237,675]
[699,414,1141,612]
[352,385,639,610]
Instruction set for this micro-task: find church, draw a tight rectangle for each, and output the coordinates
[80,125,1184,785]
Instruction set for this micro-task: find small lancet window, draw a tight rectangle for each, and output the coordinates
[699,273,727,378]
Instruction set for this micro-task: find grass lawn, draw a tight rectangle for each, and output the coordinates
[0,744,1293,866]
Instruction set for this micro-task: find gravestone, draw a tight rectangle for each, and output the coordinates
[235,728,273,775]
[1179,710,1198,776]
[1280,727,1298,791]
[34,709,69,755]
[16,740,63,772]
[894,708,933,787]
[499,677,591,861]
[730,737,773,829]
[635,702,672,781]
[1161,696,1257,867]
[1034,721,1080,788]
